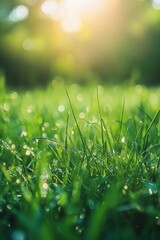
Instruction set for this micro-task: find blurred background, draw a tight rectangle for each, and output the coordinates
[0,0,160,87]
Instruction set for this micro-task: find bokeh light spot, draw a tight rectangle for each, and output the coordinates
[16,179,21,184]
[152,0,160,9]
[40,0,104,32]
[58,104,65,112]
[79,112,85,119]
[22,39,35,51]
[41,0,59,16]
[9,5,29,22]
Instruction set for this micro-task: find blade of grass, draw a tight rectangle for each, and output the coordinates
[118,99,125,144]
[143,107,160,139]
[86,186,119,240]
[65,112,70,151]
[66,90,88,163]
[97,87,106,153]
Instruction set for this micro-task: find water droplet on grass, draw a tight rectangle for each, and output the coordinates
[7,204,12,210]
[124,185,128,190]
[17,195,22,198]
[11,144,16,149]
[21,131,27,137]
[54,134,58,139]
[26,149,31,156]
[42,182,49,190]
[27,105,34,113]
[121,137,125,143]
[149,188,153,195]
[156,216,160,226]
[16,179,21,184]
[34,139,39,143]
[2,103,10,111]
[42,133,47,138]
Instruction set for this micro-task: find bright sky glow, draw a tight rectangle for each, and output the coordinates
[9,5,29,22]
[61,15,82,32]
[41,0,105,32]
[41,0,59,16]
[152,0,160,9]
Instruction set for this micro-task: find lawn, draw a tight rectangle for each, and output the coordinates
[0,81,160,240]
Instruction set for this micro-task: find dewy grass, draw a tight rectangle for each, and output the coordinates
[0,82,160,239]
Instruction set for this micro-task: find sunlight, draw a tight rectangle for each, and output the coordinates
[41,0,59,16]
[61,14,81,32]
[152,0,160,9]
[41,0,105,32]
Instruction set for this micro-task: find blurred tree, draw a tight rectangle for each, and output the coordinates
[0,0,160,86]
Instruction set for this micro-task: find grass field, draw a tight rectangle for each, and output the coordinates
[0,80,160,240]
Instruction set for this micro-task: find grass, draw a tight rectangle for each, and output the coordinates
[0,80,160,240]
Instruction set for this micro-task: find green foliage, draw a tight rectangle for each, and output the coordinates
[1,1,160,86]
[0,82,160,239]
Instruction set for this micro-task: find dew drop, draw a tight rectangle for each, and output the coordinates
[21,131,27,137]
[7,204,12,210]
[3,103,10,111]
[26,149,31,156]
[11,144,16,149]
[16,179,20,184]
[42,182,49,190]
[149,188,153,195]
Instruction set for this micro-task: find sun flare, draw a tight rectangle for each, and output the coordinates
[41,0,105,32]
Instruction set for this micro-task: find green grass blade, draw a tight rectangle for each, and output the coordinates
[97,86,106,153]
[118,99,125,144]
[66,90,88,161]
[144,107,160,139]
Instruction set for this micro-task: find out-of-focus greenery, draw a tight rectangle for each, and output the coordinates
[0,81,160,239]
[0,0,160,86]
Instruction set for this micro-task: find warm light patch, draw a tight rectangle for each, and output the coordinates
[41,0,105,32]
[41,0,59,16]
[61,15,81,33]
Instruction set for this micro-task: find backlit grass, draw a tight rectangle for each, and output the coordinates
[0,81,160,239]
